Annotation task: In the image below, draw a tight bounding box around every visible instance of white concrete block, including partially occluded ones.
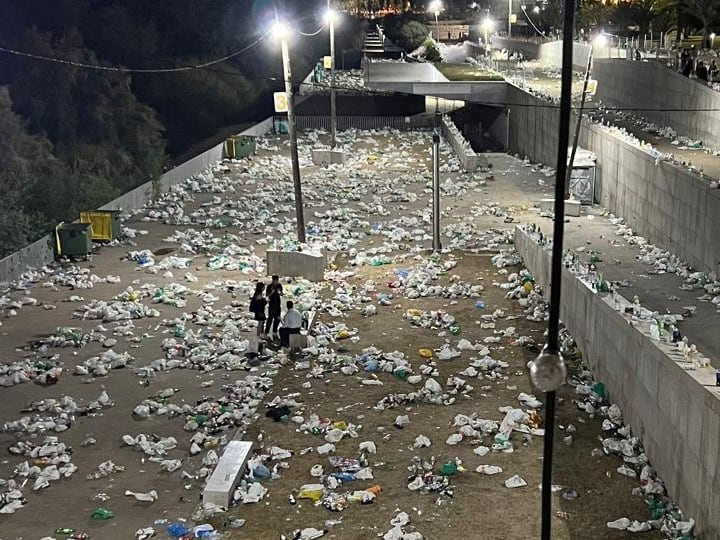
[538,198,581,217]
[267,250,327,282]
[203,440,253,507]
[312,149,347,166]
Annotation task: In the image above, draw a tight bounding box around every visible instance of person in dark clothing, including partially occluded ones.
[682,57,693,77]
[264,275,284,338]
[249,282,267,338]
[697,61,709,82]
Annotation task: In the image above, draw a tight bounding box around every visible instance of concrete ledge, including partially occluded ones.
[441,115,486,172]
[311,149,348,166]
[266,250,326,282]
[515,226,720,539]
[538,198,581,217]
[203,440,253,507]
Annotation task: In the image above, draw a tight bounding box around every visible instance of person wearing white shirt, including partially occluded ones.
[280,301,303,347]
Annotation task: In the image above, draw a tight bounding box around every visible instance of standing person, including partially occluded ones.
[279,301,303,348]
[264,275,284,339]
[698,61,709,82]
[250,282,267,338]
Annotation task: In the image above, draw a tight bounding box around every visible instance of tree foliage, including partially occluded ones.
[0,0,362,258]
[384,15,430,52]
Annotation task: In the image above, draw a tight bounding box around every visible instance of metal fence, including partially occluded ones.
[295,115,434,131]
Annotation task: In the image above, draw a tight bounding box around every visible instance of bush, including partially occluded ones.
[422,38,442,62]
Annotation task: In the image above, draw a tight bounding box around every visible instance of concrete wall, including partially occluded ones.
[0,118,274,284]
[0,236,55,284]
[441,115,485,172]
[506,84,720,275]
[515,227,720,539]
[538,41,629,69]
[578,121,720,275]
[490,37,541,59]
[506,84,563,166]
[594,59,720,150]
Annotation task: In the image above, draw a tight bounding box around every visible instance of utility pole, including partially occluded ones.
[432,133,442,253]
[508,0,512,37]
[566,35,603,198]
[327,5,338,149]
[278,25,306,243]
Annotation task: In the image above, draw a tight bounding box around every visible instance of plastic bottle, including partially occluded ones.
[297,484,324,501]
[90,508,114,520]
[166,522,190,537]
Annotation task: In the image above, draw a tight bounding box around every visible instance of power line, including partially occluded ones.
[297,24,327,37]
[0,32,271,73]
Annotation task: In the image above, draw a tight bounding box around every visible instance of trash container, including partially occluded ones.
[225,136,256,159]
[55,222,92,260]
[79,210,122,241]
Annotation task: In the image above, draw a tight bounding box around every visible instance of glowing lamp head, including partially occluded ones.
[272,21,291,41]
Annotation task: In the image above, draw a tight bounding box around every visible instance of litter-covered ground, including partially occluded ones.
[0,127,695,539]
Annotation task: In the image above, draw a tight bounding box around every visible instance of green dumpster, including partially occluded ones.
[54,222,92,260]
[225,136,256,159]
[80,210,122,241]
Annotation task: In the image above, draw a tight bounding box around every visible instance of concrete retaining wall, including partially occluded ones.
[0,118,274,284]
[507,84,720,275]
[594,59,720,150]
[515,227,720,539]
[441,115,485,171]
[538,41,630,69]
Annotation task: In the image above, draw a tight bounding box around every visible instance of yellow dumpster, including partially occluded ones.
[79,210,122,241]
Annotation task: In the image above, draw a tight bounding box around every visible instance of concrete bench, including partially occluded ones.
[202,440,253,507]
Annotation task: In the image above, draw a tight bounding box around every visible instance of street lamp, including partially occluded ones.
[429,0,442,42]
[481,17,495,48]
[711,32,716,50]
[566,32,604,199]
[533,5,541,14]
[325,7,339,149]
[272,20,306,244]
[508,0,513,37]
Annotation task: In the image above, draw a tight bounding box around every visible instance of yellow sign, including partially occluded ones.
[586,79,598,96]
[273,92,288,113]
[323,56,332,69]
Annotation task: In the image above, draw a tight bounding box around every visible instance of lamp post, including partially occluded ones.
[508,0,513,37]
[273,21,306,244]
[566,32,604,198]
[429,0,442,42]
[529,1,576,539]
[481,17,495,49]
[711,32,716,50]
[326,7,338,149]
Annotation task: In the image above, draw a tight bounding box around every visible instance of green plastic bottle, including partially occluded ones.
[90,508,114,520]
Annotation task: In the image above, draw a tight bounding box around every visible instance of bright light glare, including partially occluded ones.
[533,5,541,13]
[429,0,442,14]
[593,33,607,46]
[481,17,495,30]
[325,9,339,24]
[271,21,290,40]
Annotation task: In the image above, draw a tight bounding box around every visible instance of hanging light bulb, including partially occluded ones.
[530,348,566,392]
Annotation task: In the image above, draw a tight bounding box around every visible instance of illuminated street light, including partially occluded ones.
[429,0,442,41]
[272,20,306,243]
[533,5,541,13]
[325,7,339,149]
[711,32,716,49]
[480,17,495,47]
